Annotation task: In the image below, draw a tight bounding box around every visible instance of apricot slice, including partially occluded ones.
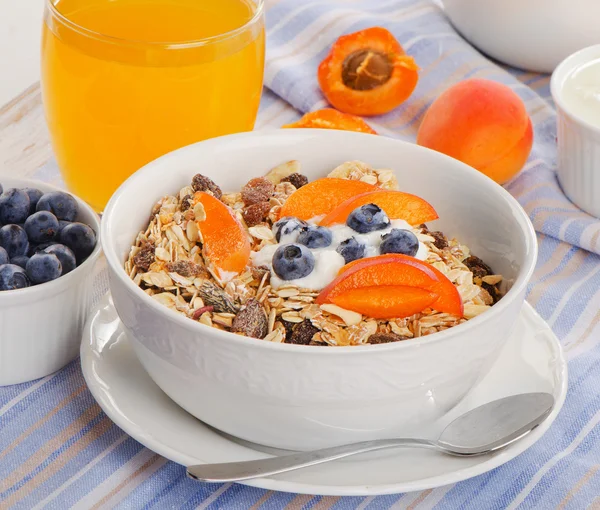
[193,192,250,279]
[318,27,419,116]
[283,108,377,134]
[319,190,438,227]
[279,178,378,220]
[318,254,463,316]
[332,285,438,319]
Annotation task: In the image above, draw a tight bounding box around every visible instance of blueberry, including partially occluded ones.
[347,203,390,233]
[23,188,44,215]
[0,188,30,224]
[0,264,30,290]
[28,242,57,257]
[57,220,71,234]
[44,244,76,274]
[0,247,8,265]
[0,224,29,258]
[26,253,62,284]
[336,237,366,264]
[10,255,29,269]
[59,222,96,262]
[273,217,308,242]
[297,225,332,248]
[272,243,315,280]
[380,229,419,257]
[36,191,78,221]
[24,211,59,243]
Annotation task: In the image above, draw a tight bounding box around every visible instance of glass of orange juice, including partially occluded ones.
[42,0,265,211]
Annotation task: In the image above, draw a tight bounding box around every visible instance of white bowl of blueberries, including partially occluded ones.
[0,178,100,386]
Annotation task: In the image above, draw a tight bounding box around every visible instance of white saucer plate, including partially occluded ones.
[81,293,567,496]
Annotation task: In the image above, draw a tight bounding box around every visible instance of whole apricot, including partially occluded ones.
[416,79,533,184]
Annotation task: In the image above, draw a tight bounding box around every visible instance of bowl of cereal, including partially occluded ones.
[101,129,537,450]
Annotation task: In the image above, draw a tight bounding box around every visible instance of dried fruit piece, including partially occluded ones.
[191,174,222,200]
[318,27,419,116]
[241,177,275,206]
[192,192,251,279]
[242,202,271,227]
[368,332,407,344]
[198,280,238,314]
[283,109,377,134]
[251,265,270,284]
[463,255,493,279]
[133,241,155,272]
[429,231,448,250]
[166,260,206,278]
[318,254,463,317]
[286,319,319,345]
[332,285,438,319]
[281,173,309,189]
[231,299,268,339]
[279,178,378,220]
[319,190,438,227]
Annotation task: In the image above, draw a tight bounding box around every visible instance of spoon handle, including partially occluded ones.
[186,438,438,483]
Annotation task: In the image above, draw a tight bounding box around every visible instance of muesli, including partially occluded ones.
[126,160,503,346]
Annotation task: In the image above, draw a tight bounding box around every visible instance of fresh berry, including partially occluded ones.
[57,220,71,234]
[272,243,315,280]
[36,191,78,221]
[297,225,332,248]
[336,237,366,264]
[28,242,57,257]
[0,188,30,224]
[23,188,44,215]
[44,244,77,275]
[273,217,308,242]
[24,211,59,243]
[380,229,419,257]
[26,253,62,284]
[10,255,29,269]
[0,264,30,290]
[0,224,29,258]
[59,222,96,262]
[0,247,8,265]
[346,203,390,233]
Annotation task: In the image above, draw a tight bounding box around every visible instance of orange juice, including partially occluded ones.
[42,0,265,211]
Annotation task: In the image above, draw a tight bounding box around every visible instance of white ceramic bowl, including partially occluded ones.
[101,129,537,451]
[441,0,600,73]
[0,178,101,386]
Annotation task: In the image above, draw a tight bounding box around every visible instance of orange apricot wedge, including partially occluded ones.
[331,285,438,319]
[318,254,463,317]
[283,108,377,134]
[193,191,250,279]
[279,178,378,220]
[319,190,438,227]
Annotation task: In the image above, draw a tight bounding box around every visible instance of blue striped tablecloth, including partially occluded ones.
[3,0,600,508]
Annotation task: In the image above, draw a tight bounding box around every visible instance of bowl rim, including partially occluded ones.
[0,177,102,303]
[551,43,600,136]
[102,129,538,354]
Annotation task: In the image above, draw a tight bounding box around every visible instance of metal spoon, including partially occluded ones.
[187,392,554,483]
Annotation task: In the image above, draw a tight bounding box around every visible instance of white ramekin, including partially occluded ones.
[0,178,101,386]
[102,129,537,451]
[551,44,600,219]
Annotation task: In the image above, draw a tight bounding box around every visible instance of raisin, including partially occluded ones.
[286,320,319,345]
[191,174,222,200]
[368,332,406,344]
[464,255,493,279]
[231,299,268,339]
[241,177,275,206]
[166,260,206,278]
[180,194,193,211]
[242,202,271,227]
[133,241,155,272]
[419,223,429,232]
[251,265,271,284]
[481,282,501,304]
[281,173,309,189]
[281,319,296,339]
[430,231,448,250]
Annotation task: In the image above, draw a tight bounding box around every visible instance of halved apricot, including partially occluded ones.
[193,192,250,279]
[283,108,377,134]
[279,178,378,220]
[319,190,438,227]
[332,285,438,319]
[318,27,419,116]
[318,254,463,316]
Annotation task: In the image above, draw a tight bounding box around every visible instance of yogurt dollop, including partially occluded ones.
[251,219,428,290]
